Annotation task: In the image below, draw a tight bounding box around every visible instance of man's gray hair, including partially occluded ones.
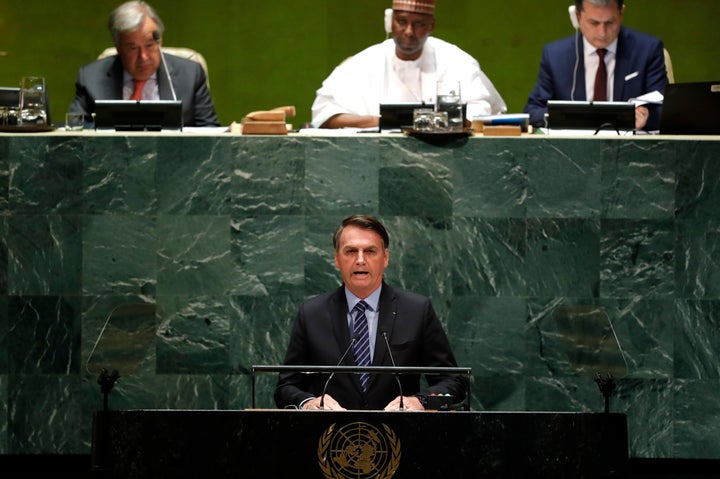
[108,1,165,44]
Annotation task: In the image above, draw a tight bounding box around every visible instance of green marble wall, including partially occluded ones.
[0,134,719,460]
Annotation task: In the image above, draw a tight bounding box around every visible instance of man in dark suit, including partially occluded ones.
[524,0,667,131]
[275,215,467,411]
[69,1,219,127]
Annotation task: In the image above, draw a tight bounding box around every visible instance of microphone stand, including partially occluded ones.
[320,336,357,409]
[382,331,404,411]
[152,30,178,102]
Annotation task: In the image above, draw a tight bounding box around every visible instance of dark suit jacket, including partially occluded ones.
[69,53,219,127]
[274,283,467,410]
[524,27,667,130]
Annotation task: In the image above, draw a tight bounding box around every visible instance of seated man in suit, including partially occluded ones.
[275,214,467,411]
[68,1,219,127]
[310,0,506,129]
[524,0,668,131]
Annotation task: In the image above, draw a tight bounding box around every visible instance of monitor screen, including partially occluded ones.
[379,102,468,132]
[379,102,432,131]
[547,100,635,132]
[94,100,182,131]
[660,81,720,135]
[0,87,20,107]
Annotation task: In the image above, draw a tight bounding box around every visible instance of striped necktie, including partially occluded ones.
[352,300,371,392]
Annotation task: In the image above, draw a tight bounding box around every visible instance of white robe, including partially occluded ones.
[311,37,507,127]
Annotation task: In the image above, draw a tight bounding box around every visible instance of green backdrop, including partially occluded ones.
[1,0,719,126]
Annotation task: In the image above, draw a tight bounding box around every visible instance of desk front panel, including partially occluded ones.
[0,134,718,460]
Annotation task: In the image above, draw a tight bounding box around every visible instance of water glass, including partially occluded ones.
[436,81,463,131]
[413,108,435,131]
[65,112,84,131]
[19,76,48,125]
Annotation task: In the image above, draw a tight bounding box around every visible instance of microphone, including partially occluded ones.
[152,30,177,101]
[381,330,404,411]
[319,334,358,409]
[567,5,580,101]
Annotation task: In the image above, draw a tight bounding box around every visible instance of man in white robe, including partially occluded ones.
[311,0,506,129]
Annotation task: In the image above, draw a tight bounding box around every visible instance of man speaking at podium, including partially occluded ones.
[275,215,467,411]
[68,1,219,127]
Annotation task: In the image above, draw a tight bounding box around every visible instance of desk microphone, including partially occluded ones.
[319,334,359,409]
[382,330,404,411]
[152,30,178,102]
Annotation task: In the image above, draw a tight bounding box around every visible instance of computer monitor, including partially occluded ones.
[0,87,20,107]
[547,100,635,132]
[379,103,428,131]
[1,86,52,125]
[94,100,182,131]
[379,102,469,132]
[659,81,720,135]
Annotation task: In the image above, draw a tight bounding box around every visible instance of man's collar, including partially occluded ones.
[345,285,382,312]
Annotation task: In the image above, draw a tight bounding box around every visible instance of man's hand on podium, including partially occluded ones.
[302,395,347,411]
[384,396,424,411]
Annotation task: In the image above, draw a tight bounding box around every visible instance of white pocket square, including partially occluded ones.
[625,71,639,81]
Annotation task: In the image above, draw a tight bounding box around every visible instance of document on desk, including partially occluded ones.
[629,90,663,106]
[297,127,381,135]
[539,128,637,137]
[184,127,229,134]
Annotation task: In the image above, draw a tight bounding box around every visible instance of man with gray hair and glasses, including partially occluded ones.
[69,1,219,127]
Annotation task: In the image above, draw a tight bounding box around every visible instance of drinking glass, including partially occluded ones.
[413,108,435,131]
[19,76,47,125]
[436,81,463,131]
[65,112,84,131]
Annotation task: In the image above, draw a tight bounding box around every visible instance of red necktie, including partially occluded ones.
[130,79,147,101]
[593,48,607,102]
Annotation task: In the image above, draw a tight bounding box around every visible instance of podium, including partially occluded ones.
[91,409,627,478]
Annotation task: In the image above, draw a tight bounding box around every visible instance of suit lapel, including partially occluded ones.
[157,57,173,101]
[373,284,397,367]
[330,287,352,363]
[613,29,631,100]
[107,57,125,99]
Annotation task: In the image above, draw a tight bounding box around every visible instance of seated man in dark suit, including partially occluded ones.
[275,214,467,411]
[69,1,219,127]
[524,0,668,131]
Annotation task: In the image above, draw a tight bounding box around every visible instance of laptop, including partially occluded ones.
[547,100,635,132]
[659,81,720,135]
[94,100,182,131]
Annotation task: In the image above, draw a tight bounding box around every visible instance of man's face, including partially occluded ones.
[391,10,435,61]
[334,225,389,299]
[577,0,624,49]
[116,16,161,81]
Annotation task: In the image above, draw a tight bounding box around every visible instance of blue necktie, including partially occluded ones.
[352,301,371,392]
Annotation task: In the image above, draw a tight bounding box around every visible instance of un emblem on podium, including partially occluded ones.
[318,422,401,479]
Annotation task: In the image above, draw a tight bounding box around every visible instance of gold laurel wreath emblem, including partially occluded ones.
[318,422,401,479]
